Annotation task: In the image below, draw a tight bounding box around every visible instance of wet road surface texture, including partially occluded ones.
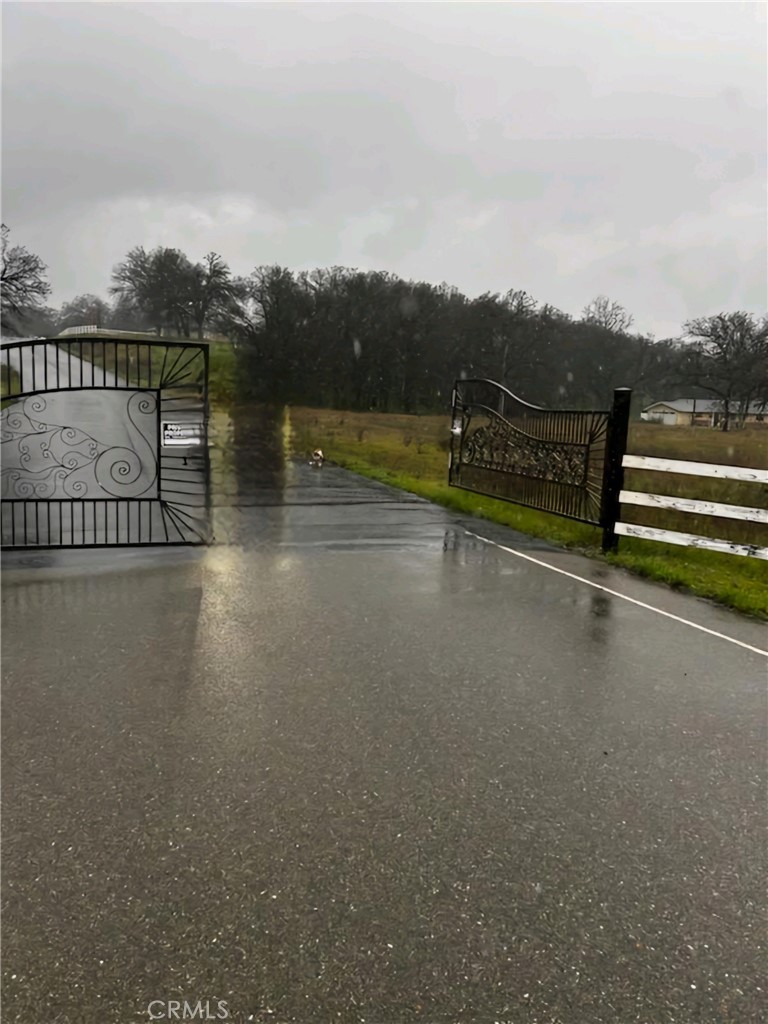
[2,408,767,1024]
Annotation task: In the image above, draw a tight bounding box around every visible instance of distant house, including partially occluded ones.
[641,398,767,427]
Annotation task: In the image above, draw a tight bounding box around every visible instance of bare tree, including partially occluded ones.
[1,224,51,334]
[679,312,768,430]
[581,295,634,334]
[57,293,111,332]
[108,292,152,332]
[110,246,194,336]
[188,252,234,339]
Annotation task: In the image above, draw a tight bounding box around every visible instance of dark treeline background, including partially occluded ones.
[2,228,766,420]
[226,266,678,413]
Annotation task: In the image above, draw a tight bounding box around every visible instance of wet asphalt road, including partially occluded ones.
[2,411,767,1024]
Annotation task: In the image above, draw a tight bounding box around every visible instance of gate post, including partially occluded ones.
[600,387,632,553]
[449,384,460,484]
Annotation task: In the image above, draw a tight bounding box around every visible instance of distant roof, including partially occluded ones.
[644,398,767,413]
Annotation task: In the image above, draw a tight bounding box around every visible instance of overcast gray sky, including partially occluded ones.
[2,1,766,338]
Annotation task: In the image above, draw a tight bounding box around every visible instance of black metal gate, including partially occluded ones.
[1,336,210,549]
[449,379,631,551]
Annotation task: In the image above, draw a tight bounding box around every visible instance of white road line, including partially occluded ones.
[464,530,768,658]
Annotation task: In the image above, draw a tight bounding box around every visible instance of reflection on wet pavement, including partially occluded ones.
[210,406,454,554]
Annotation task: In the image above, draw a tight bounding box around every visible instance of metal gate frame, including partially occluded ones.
[1,336,211,549]
[449,379,631,552]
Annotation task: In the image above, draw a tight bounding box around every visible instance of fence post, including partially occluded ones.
[600,387,632,553]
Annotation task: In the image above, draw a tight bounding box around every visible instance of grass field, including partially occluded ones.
[1,362,21,399]
[289,406,768,618]
[207,341,237,407]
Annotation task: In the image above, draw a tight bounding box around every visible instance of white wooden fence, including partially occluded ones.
[616,454,768,559]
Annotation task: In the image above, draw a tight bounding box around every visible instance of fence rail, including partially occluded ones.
[619,490,765,523]
[622,454,767,484]
[617,454,767,559]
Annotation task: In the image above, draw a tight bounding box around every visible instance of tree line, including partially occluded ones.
[2,224,766,424]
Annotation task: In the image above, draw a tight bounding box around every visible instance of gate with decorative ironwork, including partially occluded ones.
[1,336,210,549]
[449,379,631,551]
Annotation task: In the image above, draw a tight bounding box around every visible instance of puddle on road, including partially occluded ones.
[208,404,455,552]
[209,404,288,505]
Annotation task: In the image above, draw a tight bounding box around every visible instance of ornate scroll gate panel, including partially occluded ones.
[448,379,631,552]
[1,337,211,549]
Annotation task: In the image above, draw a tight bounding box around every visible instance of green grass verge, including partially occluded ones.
[1,362,21,403]
[208,341,237,409]
[290,407,768,619]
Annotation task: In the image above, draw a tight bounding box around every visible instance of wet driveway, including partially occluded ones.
[2,408,766,1024]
